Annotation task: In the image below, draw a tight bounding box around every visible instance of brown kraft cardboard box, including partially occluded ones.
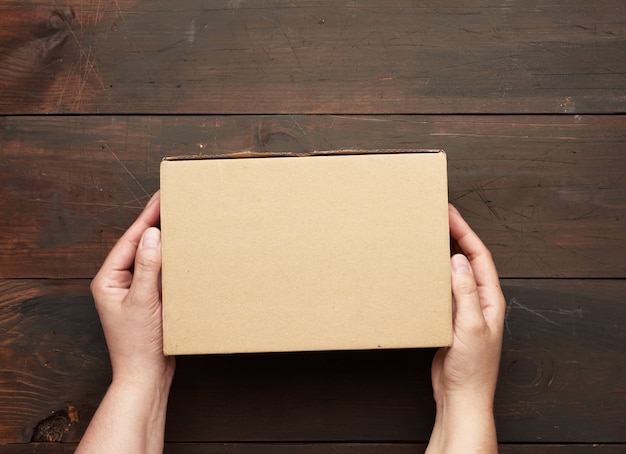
[160,150,452,355]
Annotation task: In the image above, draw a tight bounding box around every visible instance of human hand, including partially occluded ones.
[78,191,174,453]
[426,204,506,453]
[90,191,175,386]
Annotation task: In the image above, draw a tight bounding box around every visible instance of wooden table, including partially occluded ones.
[1,1,624,452]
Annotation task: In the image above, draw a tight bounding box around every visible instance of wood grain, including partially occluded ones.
[1,279,623,444]
[0,0,624,114]
[1,115,624,279]
[1,1,624,451]
[0,280,108,445]
[2,443,625,454]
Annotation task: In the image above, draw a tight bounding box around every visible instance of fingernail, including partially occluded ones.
[141,228,161,249]
[451,254,471,274]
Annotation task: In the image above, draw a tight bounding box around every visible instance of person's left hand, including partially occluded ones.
[90,191,175,385]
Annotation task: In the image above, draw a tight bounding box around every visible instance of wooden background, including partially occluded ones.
[1,0,624,452]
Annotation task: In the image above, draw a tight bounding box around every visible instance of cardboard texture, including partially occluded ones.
[161,150,451,355]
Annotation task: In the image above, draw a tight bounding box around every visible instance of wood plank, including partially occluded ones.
[1,0,625,114]
[2,443,625,454]
[496,280,626,443]
[0,280,109,445]
[1,115,625,279]
[1,279,623,444]
[164,444,626,454]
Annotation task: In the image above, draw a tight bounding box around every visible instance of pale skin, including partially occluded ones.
[426,204,505,454]
[76,192,174,454]
[77,192,505,454]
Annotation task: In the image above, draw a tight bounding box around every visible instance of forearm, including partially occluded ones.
[425,398,498,454]
[76,372,173,454]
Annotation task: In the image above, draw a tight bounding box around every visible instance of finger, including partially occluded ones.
[448,204,499,288]
[127,227,162,306]
[98,191,161,279]
[450,253,485,329]
[449,205,506,327]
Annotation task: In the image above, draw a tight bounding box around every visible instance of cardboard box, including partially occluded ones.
[161,150,451,355]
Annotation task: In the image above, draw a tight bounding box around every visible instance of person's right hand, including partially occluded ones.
[426,204,506,454]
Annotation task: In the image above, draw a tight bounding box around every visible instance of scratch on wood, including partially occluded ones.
[290,116,308,136]
[104,144,150,201]
[506,297,562,336]
[112,0,129,26]
[52,1,107,110]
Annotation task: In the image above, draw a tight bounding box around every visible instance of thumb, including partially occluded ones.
[451,253,485,329]
[128,227,162,304]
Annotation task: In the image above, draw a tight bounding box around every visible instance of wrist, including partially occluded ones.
[427,396,497,454]
[435,389,495,415]
[113,371,174,395]
[111,359,175,397]
[78,364,174,454]
[111,354,175,385]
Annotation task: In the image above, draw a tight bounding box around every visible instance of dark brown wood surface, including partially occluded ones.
[1,0,625,114]
[2,115,625,279]
[3,444,626,454]
[0,0,624,452]
[1,279,623,446]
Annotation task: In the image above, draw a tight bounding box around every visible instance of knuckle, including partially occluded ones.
[454,275,478,296]
[467,317,488,335]
[482,248,494,262]
[89,276,101,299]
[135,249,160,270]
